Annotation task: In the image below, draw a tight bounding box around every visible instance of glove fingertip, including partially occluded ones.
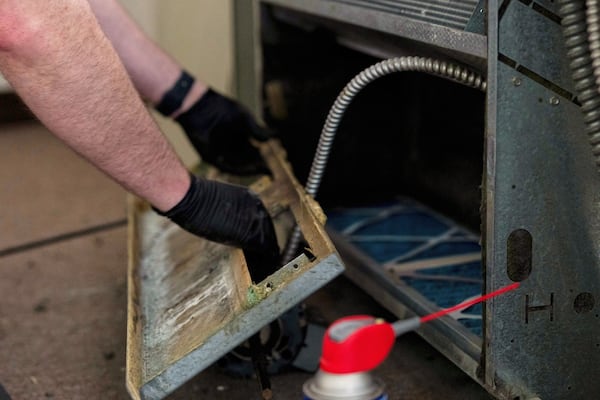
[248,119,275,142]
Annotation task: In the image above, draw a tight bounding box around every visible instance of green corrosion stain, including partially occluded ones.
[246,285,268,308]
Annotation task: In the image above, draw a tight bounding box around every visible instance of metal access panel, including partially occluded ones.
[485,1,600,398]
[125,141,344,400]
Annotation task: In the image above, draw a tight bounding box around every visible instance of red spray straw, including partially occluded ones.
[320,282,521,374]
[420,282,521,323]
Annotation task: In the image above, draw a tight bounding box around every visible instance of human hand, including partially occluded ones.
[158,175,280,282]
[176,89,273,176]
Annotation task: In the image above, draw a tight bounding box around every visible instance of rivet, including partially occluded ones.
[549,96,560,105]
[512,77,522,86]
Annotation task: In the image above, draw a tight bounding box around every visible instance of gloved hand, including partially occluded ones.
[176,89,273,176]
[158,174,280,282]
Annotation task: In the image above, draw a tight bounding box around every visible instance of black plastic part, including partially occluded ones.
[218,305,308,378]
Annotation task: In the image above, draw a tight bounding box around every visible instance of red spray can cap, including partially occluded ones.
[320,315,395,374]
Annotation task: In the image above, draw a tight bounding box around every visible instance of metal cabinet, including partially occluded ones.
[233,1,600,398]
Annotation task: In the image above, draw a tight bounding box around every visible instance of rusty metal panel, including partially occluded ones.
[126,141,344,400]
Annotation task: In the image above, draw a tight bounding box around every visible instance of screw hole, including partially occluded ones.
[293,264,299,269]
[507,229,533,282]
[266,282,273,290]
[573,292,595,313]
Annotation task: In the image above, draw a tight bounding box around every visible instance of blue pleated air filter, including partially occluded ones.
[326,198,483,336]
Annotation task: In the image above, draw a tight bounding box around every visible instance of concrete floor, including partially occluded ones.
[0,121,493,399]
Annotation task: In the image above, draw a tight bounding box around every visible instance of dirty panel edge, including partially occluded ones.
[140,254,344,400]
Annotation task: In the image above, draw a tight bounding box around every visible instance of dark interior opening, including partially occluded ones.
[260,6,485,232]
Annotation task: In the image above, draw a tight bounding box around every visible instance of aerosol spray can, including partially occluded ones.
[302,283,522,399]
[303,369,387,400]
[302,315,421,400]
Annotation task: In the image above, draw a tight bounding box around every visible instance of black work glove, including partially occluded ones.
[176,89,272,176]
[158,175,280,282]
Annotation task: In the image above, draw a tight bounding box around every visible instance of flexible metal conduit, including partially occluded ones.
[587,0,600,86]
[559,0,600,169]
[283,56,487,262]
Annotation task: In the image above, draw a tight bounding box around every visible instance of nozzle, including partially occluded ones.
[390,317,421,337]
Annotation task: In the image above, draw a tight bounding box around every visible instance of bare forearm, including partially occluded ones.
[0,0,189,211]
[86,0,207,110]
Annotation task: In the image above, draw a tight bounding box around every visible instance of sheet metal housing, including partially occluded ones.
[234,0,600,398]
[485,1,600,398]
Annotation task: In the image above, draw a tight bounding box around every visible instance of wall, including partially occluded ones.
[0,1,234,165]
[120,0,235,167]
